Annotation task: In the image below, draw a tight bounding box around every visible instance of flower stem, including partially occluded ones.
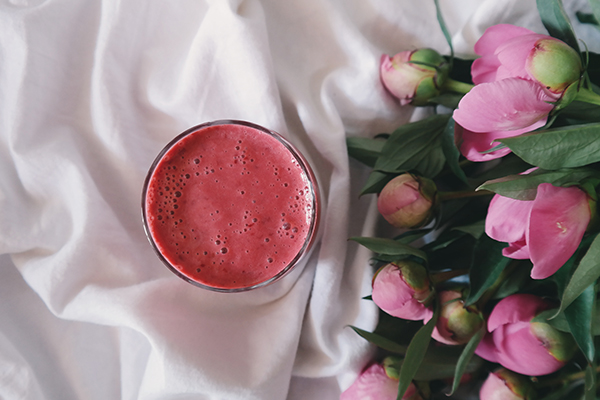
[431,269,469,284]
[536,365,600,387]
[441,78,474,95]
[475,260,520,309]
[438,189,493,202]
[575,88,600,106]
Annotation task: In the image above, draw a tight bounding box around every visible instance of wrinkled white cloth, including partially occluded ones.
[1,0,597,399]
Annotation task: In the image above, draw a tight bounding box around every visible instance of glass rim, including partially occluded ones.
[141,119,320,293]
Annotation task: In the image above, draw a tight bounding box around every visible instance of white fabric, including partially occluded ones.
[1,0,597,399]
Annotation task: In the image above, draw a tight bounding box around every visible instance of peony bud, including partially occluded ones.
[427,289,485,345]
[480,368,536,400]
[526,38,582,95]
[341,363,423,400]
[475,294,577,376]
[377,173,437,229]
[372,261,433,321]
[380,48,449,106]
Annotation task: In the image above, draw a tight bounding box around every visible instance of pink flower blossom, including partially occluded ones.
[453,24,582,161]
[380,48,449,106]
[486,183,591,279]
[475,294,577,376]
[372,261,433,321]
[377,173,437,229]
[479,368,536,400]
[341,363,421,400]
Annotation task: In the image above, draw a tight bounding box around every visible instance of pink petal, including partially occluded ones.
[377,178,420,216]
[487,294,552,332]
[493,322,565,376]
[475,332,500,363]
[479,371,524,400]
[453,78,555,133]
[485,194,533,244]
[372,264,433,321]
[472,24,535,84]
[454,119,546,162]
[380,52,428,104]
[471,56,502,84]
[474,24,536,57]
[495,34,548,81]
[501,238,530,260]
[341,363,399,400]
[528,184,591,279]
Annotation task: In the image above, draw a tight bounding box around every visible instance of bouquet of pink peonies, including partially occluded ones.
[345,1,600,399]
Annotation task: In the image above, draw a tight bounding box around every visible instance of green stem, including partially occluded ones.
[475,260,520,309]
[536,365,600,387]
[431,269,469,284]
[441,78,474,95]
[438,189,493,202]
[575,88,600,106]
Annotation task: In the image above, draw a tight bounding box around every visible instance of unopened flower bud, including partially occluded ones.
[380,48,449,106]
[529,321,577,365]
[377,173,437,229]
[480,368,536,400]
[428,289,484,345]
[527,38,582,95]
[372,261,433,321]
[475,294,577,376]
[341,362,423,400]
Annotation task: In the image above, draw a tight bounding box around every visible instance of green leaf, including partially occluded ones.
[346,137,386,167]
[440,116,469,185]
[554,233,600,317]
[536,0,580,51]
[587,0,600,30]
[374,114,450,178]
[396,306,438,400]
[449,327,485,395]
[452,220,485,239]
[477,167,599,200]
[492,264,531,300]
[360,170,396,195]
[576,11,600,26]
[414,346,483,380]
[533,309,571,332]
[499,124,600,169]
[350,237,428,261]
[421,229,466,253]
[558,101,600,123]
[394,229,430,244]
[349,326,408,354]
[565,284,595,362]
[465,234,512,306]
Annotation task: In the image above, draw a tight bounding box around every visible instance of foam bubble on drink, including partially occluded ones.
[144,123,316,289]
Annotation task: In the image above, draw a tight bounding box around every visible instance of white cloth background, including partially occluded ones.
[1,0,598,399]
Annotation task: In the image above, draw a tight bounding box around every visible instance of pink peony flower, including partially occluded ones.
[479,368,536,400]
[424,289,484,345]
[486,183,591,279]
[453,24,582,161]
[475,294,577,376]
[377,173,437,229]
[372,261,433,321]
[380,48,450,106]
[341,363,422,400]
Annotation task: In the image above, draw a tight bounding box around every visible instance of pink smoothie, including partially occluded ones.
[143,121,318,291]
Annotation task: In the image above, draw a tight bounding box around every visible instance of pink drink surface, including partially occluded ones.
[145,123,315,289]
